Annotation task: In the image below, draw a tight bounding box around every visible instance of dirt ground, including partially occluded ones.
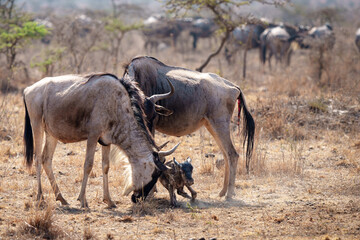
[0,27,360,239]
[0,77,359,240]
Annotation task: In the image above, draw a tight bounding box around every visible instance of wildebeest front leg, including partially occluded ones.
[42,134,68,205]
[102,145,116,208]
[177,187,191,199]
[77,136,97,208]
[185,185,197,201]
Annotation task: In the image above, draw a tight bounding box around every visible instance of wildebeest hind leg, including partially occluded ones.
[42,134,68,205]
[33,122,44,203]
[101,145,116,208]
[205,118,239,199]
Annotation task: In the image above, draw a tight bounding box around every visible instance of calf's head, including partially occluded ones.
[174,157,194,186]
[131,143,180,203]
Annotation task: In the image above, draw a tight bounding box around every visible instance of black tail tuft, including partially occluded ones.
[239,92,255,174]
[23,98,34,168]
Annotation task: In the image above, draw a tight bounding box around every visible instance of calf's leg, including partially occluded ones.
[186,185,197,201]
[177,187,191,199]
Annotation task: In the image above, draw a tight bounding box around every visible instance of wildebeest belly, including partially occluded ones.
[156,117,206,136]
[155,99,207,136]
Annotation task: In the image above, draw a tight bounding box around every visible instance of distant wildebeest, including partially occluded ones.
[189,18,217,49]
[23,73,179,208]
[142,15,186,52]
[260,24,308,68]
[159,157,197,207]
[260,25,292,68]
[123,56,255,200]
[307,23,335,50]
[355,28,360,52]
[225,23,273,61]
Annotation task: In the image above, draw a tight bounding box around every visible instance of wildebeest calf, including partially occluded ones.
[159,157,197,207]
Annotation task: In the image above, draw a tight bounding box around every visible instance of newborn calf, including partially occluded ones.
[159,157,197,207]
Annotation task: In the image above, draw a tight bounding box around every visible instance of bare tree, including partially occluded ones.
[52,14,103,74]
[165,0,289,72]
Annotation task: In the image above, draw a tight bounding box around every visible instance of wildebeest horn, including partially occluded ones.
[158,142,180,158]
[148,78,174,103]
[158,141,170,150]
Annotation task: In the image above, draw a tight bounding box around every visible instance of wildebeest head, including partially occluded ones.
[174,157,194,186]
[143,78,174,134]
[131,143,180,203]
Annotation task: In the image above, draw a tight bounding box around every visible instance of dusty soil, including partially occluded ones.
[0,23,360,239]
[0,82,359,239]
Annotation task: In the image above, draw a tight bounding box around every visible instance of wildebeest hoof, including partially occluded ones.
[56,194,69,205]
[103,199,117,209]
[191,192,197,200]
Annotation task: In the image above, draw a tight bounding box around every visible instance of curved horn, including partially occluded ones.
[158,141,170,150]
[158,142,180,158]
[148,78,174,103]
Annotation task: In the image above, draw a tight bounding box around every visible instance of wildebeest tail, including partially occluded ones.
[23,98,34,168]
[238,91,255,174]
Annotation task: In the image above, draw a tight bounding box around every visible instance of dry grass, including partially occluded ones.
[16,202,65,239]
[0,11,359,239]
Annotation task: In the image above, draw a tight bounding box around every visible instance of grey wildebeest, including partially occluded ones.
[159,157,197,207]
[225,23,270,63]
[123,56,255,200]
[307,23,335,50]
[260,25,293,68]
[355,28,360,52]
[259,23,309,68]
[189,18,217,50]
[23,73,179,208]
[142,15,186,52]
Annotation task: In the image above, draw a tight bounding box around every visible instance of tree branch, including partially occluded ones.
[196,30,230,72]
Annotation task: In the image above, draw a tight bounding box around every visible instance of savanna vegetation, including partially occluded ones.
[0,0,359,239]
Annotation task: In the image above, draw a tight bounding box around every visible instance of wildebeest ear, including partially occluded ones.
[155,105,173,116]
[173,158,181,167]
[186,157,192,163]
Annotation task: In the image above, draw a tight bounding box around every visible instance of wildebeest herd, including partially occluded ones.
[24,15,360,209]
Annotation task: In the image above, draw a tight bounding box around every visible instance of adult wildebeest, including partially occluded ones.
[307,23,335,50]
[23,73,179,208]
[260,25,293,68]
[142,15,186,52]
[355,28,360,52]
[123,56,255,200]
[259,23,309,68]
[189,18,217,49]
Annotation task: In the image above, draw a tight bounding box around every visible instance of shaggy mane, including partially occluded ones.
[118,76,158,150]
[83,72,158,150]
